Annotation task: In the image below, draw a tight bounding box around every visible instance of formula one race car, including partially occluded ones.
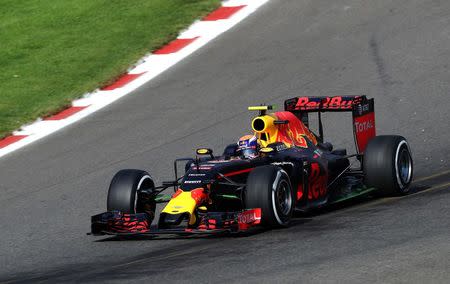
[90,95,413,237]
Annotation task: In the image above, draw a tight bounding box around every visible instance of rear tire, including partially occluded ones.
[107,169,155,214]
[363,135,413,196]
[245,165,294,227]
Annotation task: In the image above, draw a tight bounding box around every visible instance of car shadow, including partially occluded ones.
[94,181,435,242]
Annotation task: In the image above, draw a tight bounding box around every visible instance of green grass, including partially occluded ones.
[0,0,220,138]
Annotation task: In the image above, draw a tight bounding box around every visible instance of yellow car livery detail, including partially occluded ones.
[162,190,198,225]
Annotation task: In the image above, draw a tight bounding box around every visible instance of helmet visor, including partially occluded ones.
[240,148,257,158]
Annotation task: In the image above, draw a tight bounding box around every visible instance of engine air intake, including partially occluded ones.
[252,118,266,132]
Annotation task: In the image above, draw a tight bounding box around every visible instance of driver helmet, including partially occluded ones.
[237,135,259,159]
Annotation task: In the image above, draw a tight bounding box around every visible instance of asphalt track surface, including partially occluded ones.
[1,0,450,282]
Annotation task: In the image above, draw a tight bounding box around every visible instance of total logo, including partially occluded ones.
[237,209,261,224]
[355,120,374,133]
[238,212,257,224]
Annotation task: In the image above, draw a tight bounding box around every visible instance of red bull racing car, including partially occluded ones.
[90,95,413,237]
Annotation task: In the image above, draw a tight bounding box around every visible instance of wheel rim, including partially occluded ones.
[276,180,292,216]
[397,147,412,185]
[134,175,152,214]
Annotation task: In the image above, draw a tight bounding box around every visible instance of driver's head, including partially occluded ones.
[237,135,258,159]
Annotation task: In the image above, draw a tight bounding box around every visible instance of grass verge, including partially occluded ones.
[0,0,220,138]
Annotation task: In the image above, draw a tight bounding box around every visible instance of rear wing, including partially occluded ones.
[284,96,376,153]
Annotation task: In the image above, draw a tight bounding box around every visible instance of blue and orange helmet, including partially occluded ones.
[237,135,259,159]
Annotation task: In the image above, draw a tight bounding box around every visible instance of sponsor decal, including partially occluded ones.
[184,180,202,184]
[292,96,361,111]
[308,162,327,200]
[238,212,256,224]
[206,160,229,164]
[188,173,206,177]
[354,120,374,133]
[355,102,370,116]
[197,166,213,170]
[353,112,376,152]
[237,208,261,230]
[271,162,294,166]
[275,143,288,152]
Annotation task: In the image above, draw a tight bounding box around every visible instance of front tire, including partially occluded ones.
[363,135,413,196]
[107,169,155,214]
[245,165,294,227]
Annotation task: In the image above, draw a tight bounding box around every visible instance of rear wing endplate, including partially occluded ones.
[284,96,376,153]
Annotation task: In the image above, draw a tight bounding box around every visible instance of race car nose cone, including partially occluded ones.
[163,212,187,224]
[158,212,190,228]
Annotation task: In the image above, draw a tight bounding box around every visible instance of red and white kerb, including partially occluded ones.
[0,0,269,159]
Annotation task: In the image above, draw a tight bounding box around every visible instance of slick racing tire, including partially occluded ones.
[363,135,413,196]
[107,169,155,214]
[245,165,294,227]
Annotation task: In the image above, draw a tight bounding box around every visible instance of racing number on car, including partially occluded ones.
[308,162,327,200]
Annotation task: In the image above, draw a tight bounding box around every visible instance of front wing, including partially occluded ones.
[89,208,262,237]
